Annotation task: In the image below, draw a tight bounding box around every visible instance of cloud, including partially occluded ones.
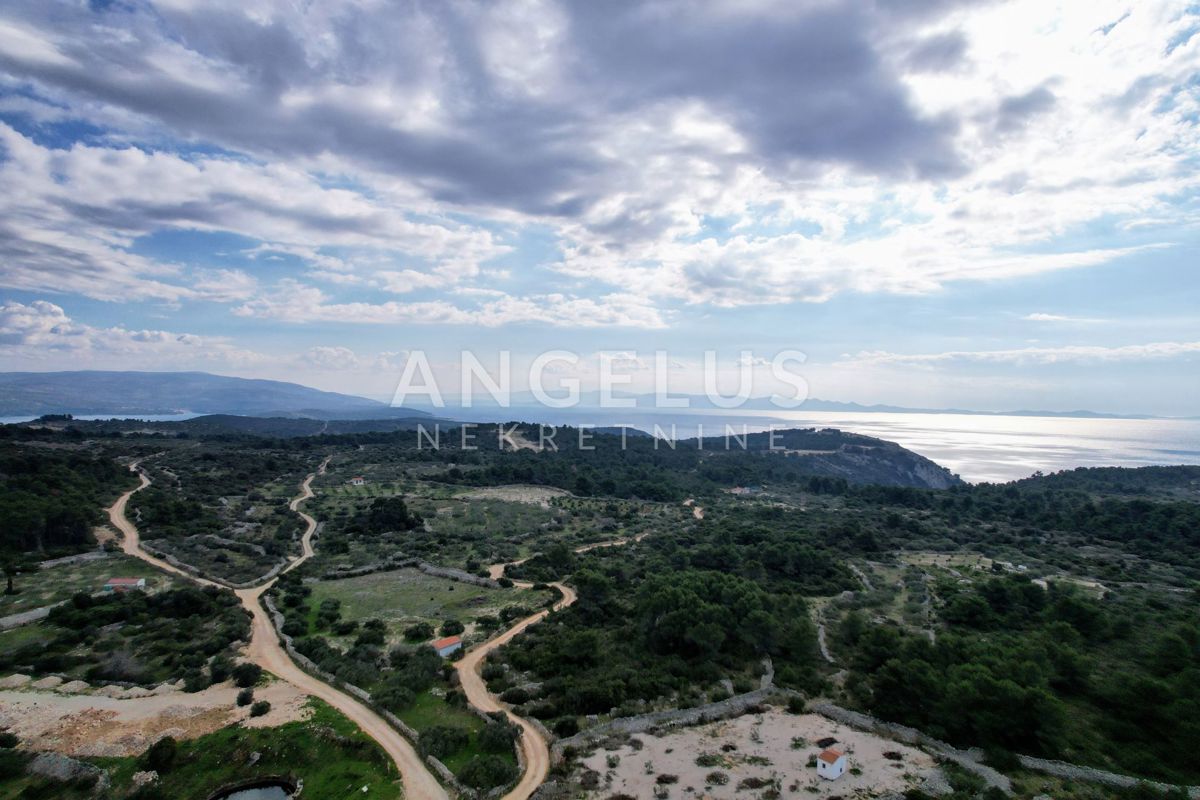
[234,280,668,328]
[1023,312,1107,323]
[0,0,1195,322]
[0,124,509,303]
[0,299,265,365]
[845,340,1200,366]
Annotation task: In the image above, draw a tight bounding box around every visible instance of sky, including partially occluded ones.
[0,0,1198,415]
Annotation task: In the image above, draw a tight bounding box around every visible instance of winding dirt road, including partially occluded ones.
[108,460,448,800]
[458,524,673,800]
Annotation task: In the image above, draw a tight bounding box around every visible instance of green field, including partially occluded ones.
[0,554,173,617]
[396,691,517,776]
[307,568,553,637]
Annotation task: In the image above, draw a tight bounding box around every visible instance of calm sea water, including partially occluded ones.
[747,411,1200,483]
[464,407,1200,484]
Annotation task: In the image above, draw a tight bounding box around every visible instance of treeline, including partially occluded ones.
[489,511,844,733]
[839,574,1200,783]
[0,443,136,553]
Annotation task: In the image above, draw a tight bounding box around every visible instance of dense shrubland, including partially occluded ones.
[0,586,249,688]
[0,442,136,555]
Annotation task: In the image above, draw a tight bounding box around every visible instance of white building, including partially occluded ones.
[432,635,463,658]
[104,577,146,593]
[349,476,365,486]
[816,748,846,780]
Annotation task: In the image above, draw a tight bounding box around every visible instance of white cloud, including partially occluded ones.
[0,299,265,366]
[1023,312,1107,324]
[0,124,509,304]
[844,341,1200,366]
[0,0,1195,326]
[234,280,667,328]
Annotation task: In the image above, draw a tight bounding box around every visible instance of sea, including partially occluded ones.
[450,406,1200,484]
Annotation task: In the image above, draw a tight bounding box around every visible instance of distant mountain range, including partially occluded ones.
[0,371,428,419]
[0,370,1177,421]
[406,390,1164,420]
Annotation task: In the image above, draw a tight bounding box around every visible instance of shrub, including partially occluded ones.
[552,716,579,737]
[209,655,233,683]
[281,618,307,637]
[143,736,177,773]
[404,622,434,642]
[236,688,254,707]
[499,687,529,704]
[458,754,519,790]
[440,619,465,636]
[183,670,211,693]
[418,725,469,760]
[249,701,271,717]
[0,732,18,748]
[706,771,729,785]
[232,662,262,688]
[478,720,519,753]
[375,682,415,714]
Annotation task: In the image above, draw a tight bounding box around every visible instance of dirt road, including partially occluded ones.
[455,581,576,800]
[109,459,448,800]
[460,530,652,800]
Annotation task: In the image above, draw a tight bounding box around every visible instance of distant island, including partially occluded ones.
[0,370,1174,421]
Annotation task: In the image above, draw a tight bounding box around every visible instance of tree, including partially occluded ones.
[441,619,465,636]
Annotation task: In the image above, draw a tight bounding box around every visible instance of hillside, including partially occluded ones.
[0,371,426,418]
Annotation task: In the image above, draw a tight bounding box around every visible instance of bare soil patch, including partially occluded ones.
[578,710,941,799]
[0,680,310,757]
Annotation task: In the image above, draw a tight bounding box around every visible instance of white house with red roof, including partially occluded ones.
[816,748,846,780]
[432,635,463,658]
[104,577,146,593]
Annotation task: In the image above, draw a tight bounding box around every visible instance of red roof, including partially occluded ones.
[432,636,462,650]
[817,748,844,764]
[106,577,143,585]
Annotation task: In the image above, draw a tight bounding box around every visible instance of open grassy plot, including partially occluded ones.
[307,568,554,639]
[0,554,174,617]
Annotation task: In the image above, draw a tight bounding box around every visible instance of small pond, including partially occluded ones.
[211,783,292,800]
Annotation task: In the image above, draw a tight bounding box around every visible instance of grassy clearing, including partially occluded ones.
[0,554,173,617]
[307,568,553,637]
[396,691,517,777]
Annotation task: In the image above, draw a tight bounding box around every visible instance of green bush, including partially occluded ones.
[250,701,271,717]
[232,662,262,688]
[404,622,434,642]
[417,725,468,760]
[143,736,178,773]
[478,719,519,753]
[236,688,254,707]
[458,754,519,790]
